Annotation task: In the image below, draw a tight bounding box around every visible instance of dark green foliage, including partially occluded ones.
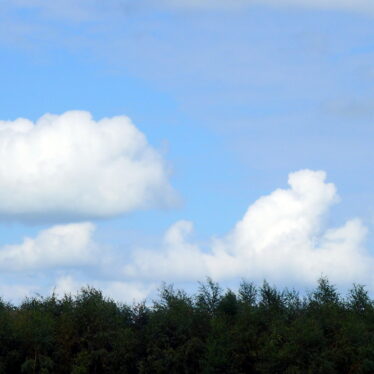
[0,278,374,373]
[238,280,257,306]
[196,278,222,316]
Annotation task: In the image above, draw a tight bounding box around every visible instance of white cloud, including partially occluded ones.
[0,111,175,221]
[0,220,156,302]
[0,275,154,304]
[0,222,97,271]
[0,283,38,303]
[124,220,209,281]
[125,170,374,287]
[53,275,153,303]
[0,169,372,301]
[0,221,155,302]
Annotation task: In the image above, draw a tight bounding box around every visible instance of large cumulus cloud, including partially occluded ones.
[125,170,373,287]
[0,111,176,221]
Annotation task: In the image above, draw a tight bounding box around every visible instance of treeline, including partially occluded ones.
[0,278,374,373]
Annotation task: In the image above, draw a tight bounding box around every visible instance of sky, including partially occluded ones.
[1,0,374,302]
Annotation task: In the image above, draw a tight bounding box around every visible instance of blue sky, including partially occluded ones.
[1,0,374,301]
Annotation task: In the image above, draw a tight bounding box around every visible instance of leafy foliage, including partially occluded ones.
[0,278,373,373]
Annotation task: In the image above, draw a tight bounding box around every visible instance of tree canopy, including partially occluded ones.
[0,278,373,373]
